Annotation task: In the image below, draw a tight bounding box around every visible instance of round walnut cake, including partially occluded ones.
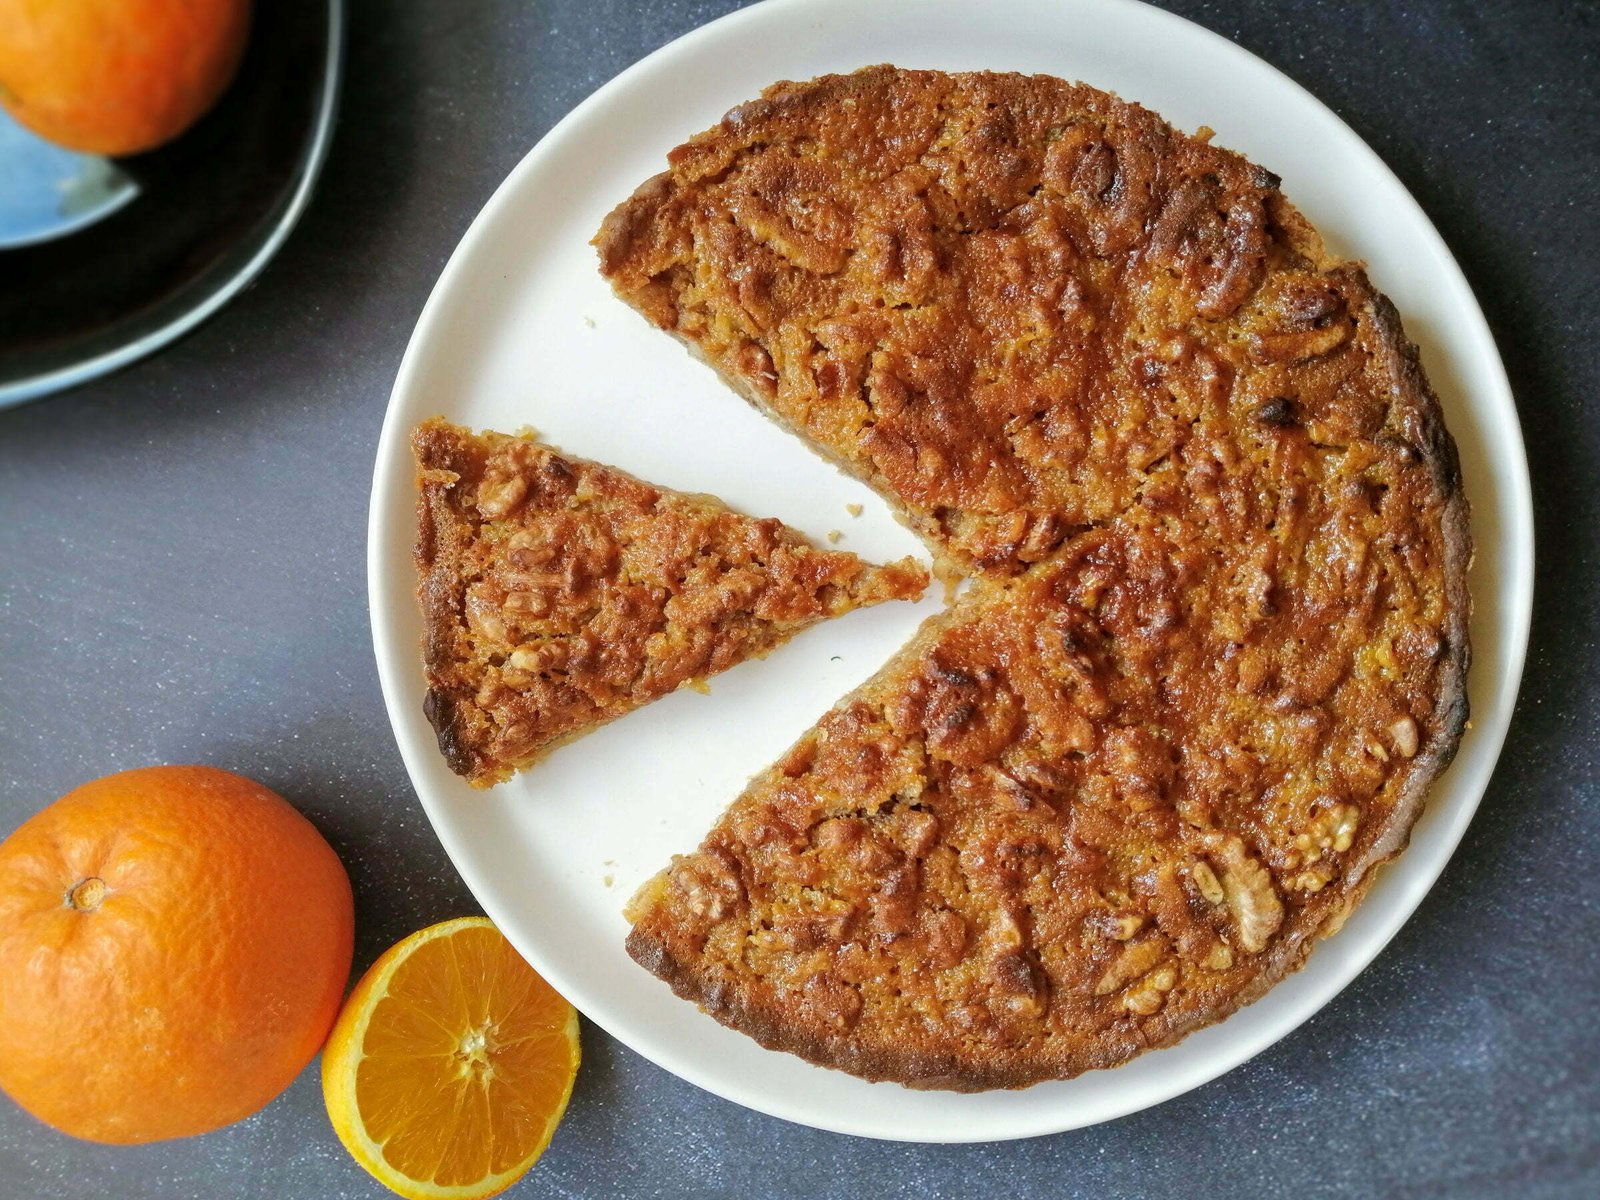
[594,66,1470,1090]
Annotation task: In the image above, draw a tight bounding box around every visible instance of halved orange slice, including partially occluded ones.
[321,917,580,1199]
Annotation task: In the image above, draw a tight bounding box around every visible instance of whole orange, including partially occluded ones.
[0,765,354,1144]
[0,0,253,156]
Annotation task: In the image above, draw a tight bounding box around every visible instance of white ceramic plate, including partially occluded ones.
[369,0,1532,1143]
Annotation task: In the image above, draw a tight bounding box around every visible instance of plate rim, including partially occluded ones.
[0,0,347,412]
[367,0,1534,1143]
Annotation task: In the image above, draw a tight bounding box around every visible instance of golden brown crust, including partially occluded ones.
[413,418,928,787]
[602,67,1471,1089]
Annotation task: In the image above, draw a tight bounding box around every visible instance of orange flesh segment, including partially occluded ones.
[355,924,578,1187]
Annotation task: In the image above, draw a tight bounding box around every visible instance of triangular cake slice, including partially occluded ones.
[413,418,928,787]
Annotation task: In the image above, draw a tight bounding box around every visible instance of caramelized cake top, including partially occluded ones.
[601,67,1469,1088]
[598,66,1457,577]
[627,427,1465,1088]
[414,418,927,787]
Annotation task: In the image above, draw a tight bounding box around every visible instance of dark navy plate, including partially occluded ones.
[0,0,343,408]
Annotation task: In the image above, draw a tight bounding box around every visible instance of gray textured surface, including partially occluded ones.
[1,1,1596,1196]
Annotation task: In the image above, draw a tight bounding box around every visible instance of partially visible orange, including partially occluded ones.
[0,765,354,1144]
[322,918,580,1200]
[0,0,253,155]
